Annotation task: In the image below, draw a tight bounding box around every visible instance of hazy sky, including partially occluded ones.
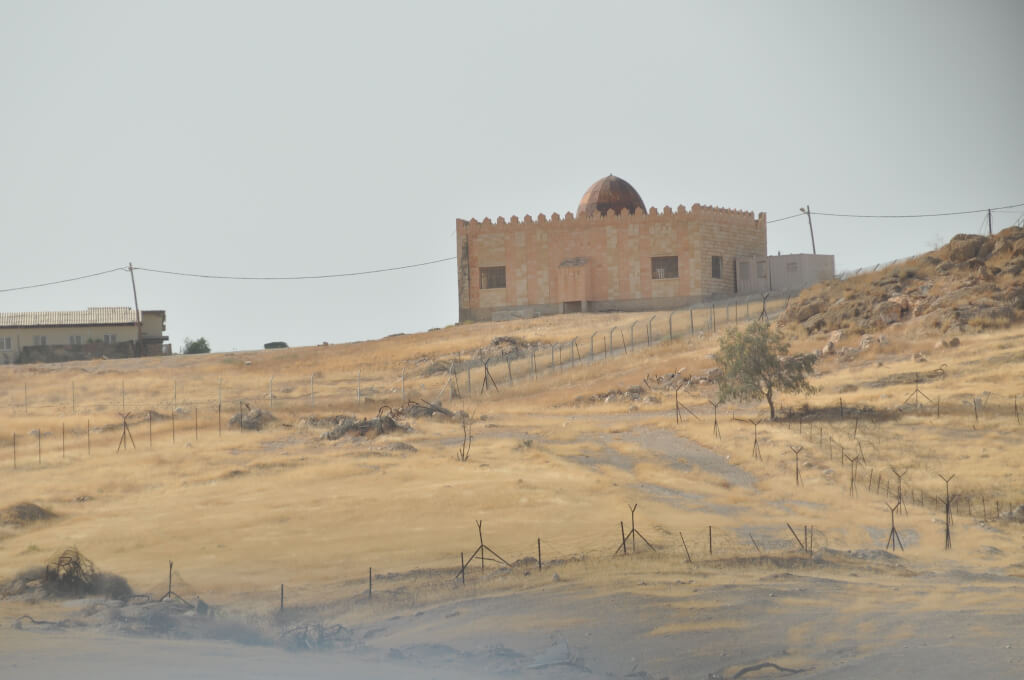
[2,1,1022,351]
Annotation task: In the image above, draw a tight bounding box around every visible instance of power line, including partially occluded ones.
[767,212,804,224]
[812,201,1024,219]
[2,198,1021,293]
[133,256,456,281]
[0,267,126,294]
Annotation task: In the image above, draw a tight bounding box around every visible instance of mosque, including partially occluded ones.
[455,175,830,322]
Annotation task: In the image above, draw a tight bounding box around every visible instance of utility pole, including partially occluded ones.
[128,262,142,357]
[988,208,993,236]
[800,206,817,254]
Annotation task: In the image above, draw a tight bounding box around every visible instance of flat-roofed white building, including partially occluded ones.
[0,307,168,364]
[735,253,835,294]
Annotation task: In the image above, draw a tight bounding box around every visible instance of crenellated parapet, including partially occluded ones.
[457,202,765,231]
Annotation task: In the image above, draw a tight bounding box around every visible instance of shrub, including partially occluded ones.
[181,337,211,354]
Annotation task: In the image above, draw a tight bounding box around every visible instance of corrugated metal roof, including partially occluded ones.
[0,307,139,328]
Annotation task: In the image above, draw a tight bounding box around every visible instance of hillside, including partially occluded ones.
[1,256,1023,679]
[782,227,1024,338]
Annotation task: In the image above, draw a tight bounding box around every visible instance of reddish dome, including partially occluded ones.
[577,175,646,217]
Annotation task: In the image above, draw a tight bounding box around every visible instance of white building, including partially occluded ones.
[735,253,835,294]
[0,307,168,364]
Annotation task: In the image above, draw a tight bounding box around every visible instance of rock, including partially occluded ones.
[991,240,1015,259]
[874,300,904,325]
[934,339,948,349]
[913,352,927,362]
[888,294,912,311]
[829,330,843,344]
[551,572,561,582]
[948,336,960,347]
[859,334,875,349]
[228,408,275,431]
[822,340,836,356]
[947,234,986,263]
[791,296,828,322]
[802,312,826,334]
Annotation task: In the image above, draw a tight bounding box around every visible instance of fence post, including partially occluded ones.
[537,538,542,571]
[280,584,284,611]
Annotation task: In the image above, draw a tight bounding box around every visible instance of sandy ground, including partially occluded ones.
[3,318,1024,679]
[3,419,1023,679]
[3,559,1023,679]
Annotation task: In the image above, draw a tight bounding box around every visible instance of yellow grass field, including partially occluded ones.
[2,303,1023,679]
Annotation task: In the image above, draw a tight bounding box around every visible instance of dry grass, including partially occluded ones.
[0,302,1022,619]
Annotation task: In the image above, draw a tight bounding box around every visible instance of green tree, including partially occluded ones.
[181,337,211,354]
[714,322,816,420]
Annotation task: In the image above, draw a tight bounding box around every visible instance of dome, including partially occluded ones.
[576,175,646,217]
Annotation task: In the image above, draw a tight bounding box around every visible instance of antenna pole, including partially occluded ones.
[804,205,817,254]
[129,263,142,357]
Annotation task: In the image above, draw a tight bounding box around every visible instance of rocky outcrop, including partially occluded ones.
[781,228,1024,336]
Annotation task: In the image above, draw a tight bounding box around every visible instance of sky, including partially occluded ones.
[1,1,1022,351]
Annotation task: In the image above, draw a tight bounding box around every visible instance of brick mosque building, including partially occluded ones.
[456,175,776,322]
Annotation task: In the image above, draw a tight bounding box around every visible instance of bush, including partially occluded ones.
[181,337,211,354]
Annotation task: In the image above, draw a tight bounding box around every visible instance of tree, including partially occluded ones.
[181,337,211,354]
[714,322,816,420]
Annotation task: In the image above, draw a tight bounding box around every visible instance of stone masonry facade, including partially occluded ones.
[456,200,768,322]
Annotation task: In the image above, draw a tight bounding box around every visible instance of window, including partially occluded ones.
[786,262,799,273]
[651,256,679,280]
[479,266,506,289]
[0,337,11,351]
[737,261,750,281]
[32,335,47,346]
[70,335,83,345]
[711,256,722,279]
[756,261,767,278]
[104,334,117,344]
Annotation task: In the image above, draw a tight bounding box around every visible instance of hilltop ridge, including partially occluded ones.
[781,226,1024,337]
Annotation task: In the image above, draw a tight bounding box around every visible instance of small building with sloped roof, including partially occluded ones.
[0,307,168,363]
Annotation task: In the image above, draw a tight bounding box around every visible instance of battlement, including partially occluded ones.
[457,203,765,229]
